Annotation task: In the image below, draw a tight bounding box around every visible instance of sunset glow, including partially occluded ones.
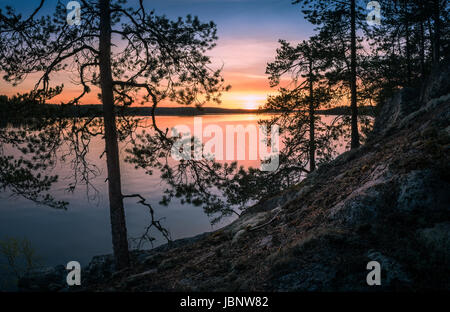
[0,0,312,109]
[241,95,267,110]
[0,0,446,296]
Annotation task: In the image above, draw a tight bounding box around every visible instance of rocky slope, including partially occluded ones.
[20,61,450,292]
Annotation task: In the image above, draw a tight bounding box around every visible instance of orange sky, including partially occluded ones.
[0,0,312,110]
[0,40,289,110]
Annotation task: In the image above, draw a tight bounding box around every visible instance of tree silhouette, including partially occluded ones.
[0,93,68,210]
[0,0,227,269]
[292,0,372,149]
[266,37,339,172]
[125,38,345,225]
[357,0,449,108]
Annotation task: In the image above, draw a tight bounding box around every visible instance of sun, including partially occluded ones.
[241,95,265,110]
[244,100,258,110]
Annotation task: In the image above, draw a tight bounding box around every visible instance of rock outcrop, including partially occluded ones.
[19,61,450,292]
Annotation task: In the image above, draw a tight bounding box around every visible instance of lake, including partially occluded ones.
[0,113,353,287]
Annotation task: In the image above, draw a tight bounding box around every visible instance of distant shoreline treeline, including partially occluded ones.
[0,101,376,120]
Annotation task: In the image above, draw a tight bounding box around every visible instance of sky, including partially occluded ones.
[0,0,316,109]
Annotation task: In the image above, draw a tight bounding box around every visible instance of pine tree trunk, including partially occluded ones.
[98,0,130,270]
[403,1,411,85]
[350,0,359,149]
[428,18,434,62]
[432,0,441,64]
[420,20,426,77]
[309,59,315,172]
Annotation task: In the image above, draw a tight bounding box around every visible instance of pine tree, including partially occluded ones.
[0,0,226,269]
[293,0,368,149]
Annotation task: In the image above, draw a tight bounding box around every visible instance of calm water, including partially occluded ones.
[0,114,350,286]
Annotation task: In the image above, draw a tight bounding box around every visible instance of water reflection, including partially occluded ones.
[0,114,358,272]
